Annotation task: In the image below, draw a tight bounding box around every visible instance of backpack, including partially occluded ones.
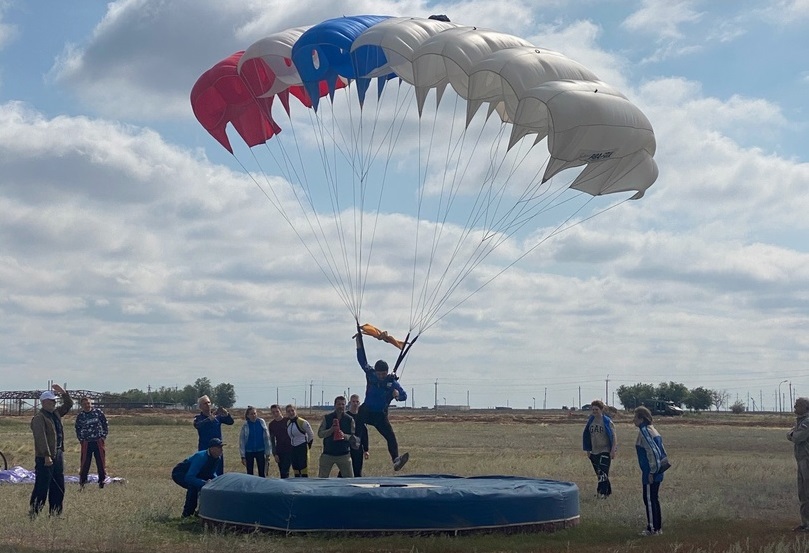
[171,458,191,488]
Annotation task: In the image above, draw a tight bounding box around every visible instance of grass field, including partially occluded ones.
[1,409,808,553]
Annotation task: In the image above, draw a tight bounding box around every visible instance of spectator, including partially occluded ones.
[192,395,233,472]
[285,404,314,477]
[29,384,73,518]
[634,405,668,536]
[172,438,226,518]
[788,397,809,532]
[582,399,617,498]
[239,406,271,477]
[317,396,356,478]
[268,404,292,478]
[74,396,109,489]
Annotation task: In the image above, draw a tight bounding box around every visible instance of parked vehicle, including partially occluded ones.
[641,399,683,416]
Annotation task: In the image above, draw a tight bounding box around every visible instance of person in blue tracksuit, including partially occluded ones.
[173,438,225,518]
[355,325,409,471]
[634,405,668,536]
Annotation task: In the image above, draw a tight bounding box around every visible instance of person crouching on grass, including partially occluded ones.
[172,438,225,518]
[634,405,668,536]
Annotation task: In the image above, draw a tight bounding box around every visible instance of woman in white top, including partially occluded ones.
[285,404,314,477]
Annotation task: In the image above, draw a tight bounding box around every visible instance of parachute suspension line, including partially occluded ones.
[409,92,451,334]
[409,91,438,335]
[231,150,355,314]
[410,99,520,333]
[260,121,363,318]
[422,196,634,334]
[283,99,358,317]
[356,82,416,321]
[411,92,472,333]
[322,96,362,316]
[411,115,511,332]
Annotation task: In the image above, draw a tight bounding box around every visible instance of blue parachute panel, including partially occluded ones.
[291,15,391,108]
[199,473,580,533]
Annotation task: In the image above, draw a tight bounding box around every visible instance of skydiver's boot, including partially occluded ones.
[393,452,409,471]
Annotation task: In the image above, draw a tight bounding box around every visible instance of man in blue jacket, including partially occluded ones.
[355,326,409,471]
[173,438,225,518]
[193,395,233,472]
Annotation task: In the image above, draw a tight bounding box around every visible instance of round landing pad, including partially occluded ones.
[199,473,579,534]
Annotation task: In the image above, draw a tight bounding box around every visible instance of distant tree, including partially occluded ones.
[120,388,147,402]
[711,389,730,411]
[213,382,236,409]
[730,400,746,414]
[194,377,213,400]
[684,387,714,411]
[180,384,198,408]
[656,382,690,406]
[616,383,656,410]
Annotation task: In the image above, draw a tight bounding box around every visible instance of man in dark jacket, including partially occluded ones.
[317,396,356,477]
[29,384,73,518]
[355,327,409,471]
[75,396,109,489]
[342,394,369,477]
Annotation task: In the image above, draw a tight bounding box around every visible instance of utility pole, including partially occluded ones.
[578,386,581,408]
[467,390,470,408]
[411,388,414,408]
[434,379,439,409]
[790,382,794,411]
[605,374,610,402]
[543,387,547,410]
[309,381,314,409]
[533,397,536,410]
[276,387,279,406]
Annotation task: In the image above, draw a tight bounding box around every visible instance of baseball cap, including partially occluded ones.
[40,391,58,401]
[208,438,226,448]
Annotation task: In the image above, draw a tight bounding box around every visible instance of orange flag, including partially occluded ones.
[359,323,405,350]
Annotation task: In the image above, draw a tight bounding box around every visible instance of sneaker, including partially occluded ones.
[639,529,662,536]
[794,525,809,532]
[393,452,410,471]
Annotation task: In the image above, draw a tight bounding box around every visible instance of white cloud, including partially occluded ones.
[623,0,703,40]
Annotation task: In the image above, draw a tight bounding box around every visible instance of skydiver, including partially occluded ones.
[355,324,410,471]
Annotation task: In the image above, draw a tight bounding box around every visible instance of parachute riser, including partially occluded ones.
[393,333,418,374]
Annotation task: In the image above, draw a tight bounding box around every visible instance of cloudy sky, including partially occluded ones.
[1,0,807,411]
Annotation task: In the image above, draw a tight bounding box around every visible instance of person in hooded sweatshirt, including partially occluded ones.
[582,399,617,498]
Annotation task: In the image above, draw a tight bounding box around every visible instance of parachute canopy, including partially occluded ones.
[191,15,658,368]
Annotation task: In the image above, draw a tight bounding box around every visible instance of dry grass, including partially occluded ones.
[0,410,807,553]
